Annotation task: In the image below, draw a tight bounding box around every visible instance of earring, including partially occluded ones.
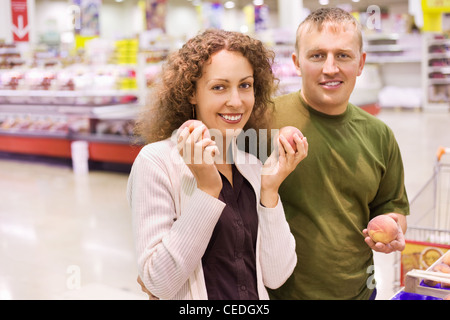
[192,105,196,119]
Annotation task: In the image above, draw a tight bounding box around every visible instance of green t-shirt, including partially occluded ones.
[269,91,409,300]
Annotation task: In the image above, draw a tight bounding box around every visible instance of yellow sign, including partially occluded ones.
[74,35,98,50]
[401,240,450,286]
[425,0,450,8]
[422,0,450,32]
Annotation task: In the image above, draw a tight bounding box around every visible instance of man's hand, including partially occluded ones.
[363,213,407,253]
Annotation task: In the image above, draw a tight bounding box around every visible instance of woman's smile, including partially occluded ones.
[218,113,243,124]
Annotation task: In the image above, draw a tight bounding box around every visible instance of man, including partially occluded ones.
[268,8,409,300]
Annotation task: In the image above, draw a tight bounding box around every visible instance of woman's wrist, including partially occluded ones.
[260,187,279,208]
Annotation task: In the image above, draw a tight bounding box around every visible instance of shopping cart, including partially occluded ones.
[393,251,450,300]
[408,146,450,236]
[393,147,450,299]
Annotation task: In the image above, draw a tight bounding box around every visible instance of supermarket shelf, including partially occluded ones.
[364,33,400,41]
[90,104,141,120]
[365,44,404,53]
[423,102,449,112]
[0,129,67,139]
[0,134,72,158]
[422,33,450,112]
[429,66,450,73]
[71,132,144,145]
[364,33,422,65]
[0,133,143,164]
[0,103,140,119]
[0,129,139,144]
[88,141,142,164]
[429,39,450,46]
[365,56,421,64]
[0,90,139,107]
[0,89,139,97]
[0,101,143,165]
[428,52,450,59]
[428,78,450,85]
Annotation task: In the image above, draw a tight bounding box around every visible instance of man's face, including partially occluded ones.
[293,23,366,115]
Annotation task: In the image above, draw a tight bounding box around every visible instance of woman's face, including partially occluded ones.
[190,49,255,138]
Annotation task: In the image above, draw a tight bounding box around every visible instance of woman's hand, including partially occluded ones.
[137,276,159,300]
[177,121,222,198]
[260,133,308,207]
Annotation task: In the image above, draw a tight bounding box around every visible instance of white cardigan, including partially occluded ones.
[127,137,296,300]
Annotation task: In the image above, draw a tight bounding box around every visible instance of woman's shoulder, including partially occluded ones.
[139,138,175,155]
[136,138,179,165]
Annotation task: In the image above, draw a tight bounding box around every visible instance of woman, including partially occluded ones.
[127,29,308,300]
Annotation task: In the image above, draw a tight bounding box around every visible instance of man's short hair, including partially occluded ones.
[295,7,363,55]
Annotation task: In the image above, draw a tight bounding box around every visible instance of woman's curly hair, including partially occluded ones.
[135,29,278,144]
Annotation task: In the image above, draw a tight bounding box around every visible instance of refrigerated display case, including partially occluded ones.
[0,83,141,165]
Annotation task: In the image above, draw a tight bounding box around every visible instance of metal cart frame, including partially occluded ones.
[394,147,450,297]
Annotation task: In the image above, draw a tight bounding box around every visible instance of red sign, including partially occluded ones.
[11,0,29,42]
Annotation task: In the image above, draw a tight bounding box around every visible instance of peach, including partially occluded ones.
[179,119,210,139]
[423,279,440,287]
[434,262,450,273]
[442,252,450,266]
[442,283,450,289]
[279,126,304,151]
[433,263,450,288]
[367,215,398,244]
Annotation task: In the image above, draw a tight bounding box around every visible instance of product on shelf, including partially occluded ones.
[0,40,145,165]
[0,64,139,106]
[0,43,24,69]
[0,114,69,134]
[270,43,301,95]
[421,252,450,290]
[114,39,139,65]
[67,117,90,134]
[95,119,135,137]
[423,33,450,109]
[0,69,25,90]
[428,85,450,103]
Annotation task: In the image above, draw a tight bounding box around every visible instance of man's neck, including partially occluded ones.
[300,91,348,116]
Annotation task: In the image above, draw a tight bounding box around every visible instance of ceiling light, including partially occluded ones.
[224,1,235,9]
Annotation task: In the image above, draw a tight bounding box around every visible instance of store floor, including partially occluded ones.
[1,109,450,300]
